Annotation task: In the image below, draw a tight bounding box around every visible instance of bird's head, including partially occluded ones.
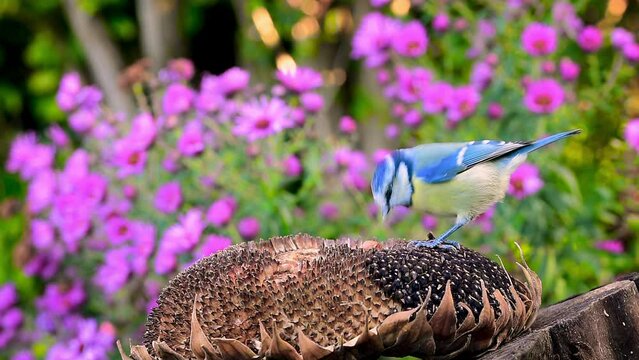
[371,152,413,221]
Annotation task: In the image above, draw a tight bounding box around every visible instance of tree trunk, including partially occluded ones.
[136,0,183,70]
[61,0,134,114]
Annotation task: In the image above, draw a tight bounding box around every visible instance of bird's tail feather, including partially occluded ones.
[519,129,581,155]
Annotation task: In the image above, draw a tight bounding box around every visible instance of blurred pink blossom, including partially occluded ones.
[392,20,428,57]
[521,23,557,56]
[595,240,624,254]
[523,78,565,114]
[508,163,544,199]
[624,119,639,152]
[577,26,603,52]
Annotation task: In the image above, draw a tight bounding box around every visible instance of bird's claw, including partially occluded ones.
[410,238,460,250]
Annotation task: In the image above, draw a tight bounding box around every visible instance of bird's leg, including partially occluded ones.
[411,218,470,249]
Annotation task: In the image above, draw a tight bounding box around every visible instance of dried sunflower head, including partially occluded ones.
[119,234,541,360]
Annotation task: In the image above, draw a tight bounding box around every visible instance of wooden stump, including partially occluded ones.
[481,273,639,359]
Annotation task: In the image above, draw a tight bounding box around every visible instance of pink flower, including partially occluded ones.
[129,112,157,150]
[508,163,544,199]
[422,82,453,114]
[319,202,339,220]
[154,249,177,275]
[276,67,323,93]
[595,240,624,254]
[622,42,639,62]
[233,96,292,142]
[352,13,400,67]
[237,217,260,241]
[283,155,302,177]
[177,120,205,157]
[69,109,97,134]
[432,14,449,32]
[219,67,250,94]
[392,20,428,57]
[625,119,639,152]
[112,138,148,178]
[27,171,56,214]
[403,109,422,128]
[159,58,195,82]
[474,206,495,233]
[48,125,69,148]
[6,133,54,180]
[339,116,357,134]
[373,149,391,164]
[577,26,603,52]
[206,196,237,227]
[395,67,432,103]
[55,72,82,111]
[385,124,400,139]
[523,78,565,114]
[446,86,481,123]
[521,23,557,56]
[105,217,133,245]
[197,235,232,259]
[421,215,438,231]
[31,220,55,250]
[559,58,580,81]
[300,92,324,113]
[370,0,390,7]
[487,102,504,120]
[162,83,195,115]
[611,28,634,49]
[50,193,91,251]
[470,62,493,90]
[154,182,182,214]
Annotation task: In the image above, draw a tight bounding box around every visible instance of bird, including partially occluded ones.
[371,129,581,248]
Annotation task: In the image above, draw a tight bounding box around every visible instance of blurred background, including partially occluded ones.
[0,0,638,358]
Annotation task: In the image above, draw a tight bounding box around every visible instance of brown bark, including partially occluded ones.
[136,0,183,70]
[61,0,134,114]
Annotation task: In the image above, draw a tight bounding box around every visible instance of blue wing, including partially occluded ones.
[413,140,529,184]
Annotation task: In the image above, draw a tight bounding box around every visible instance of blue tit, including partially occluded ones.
[371,129,581,248]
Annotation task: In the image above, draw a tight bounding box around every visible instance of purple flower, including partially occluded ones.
[276,67,323,93]
[474,206,496,233]
[74,173,108,207]
[508,163,544,199]
[159,58,195,82]
[0,308,23,348]
[76,86,103,110]
[0,284,18,312]
[370,0,390,7]
[595,240,625,254]
[421,215,438,231]
[388,205,411,225]
[233,96,292,142]
[385,124,400,139]
[105,217,133,245]
[300,92,324,113]
[523,78,565,114]
[395,66,432,103]
[342,171,368,191]
[552,1,582,36]
[237,217,260,241]
[94,248,131,295]
[541,60,555,74]
[154,181,182,214]
[50,194,91,252]
[577,26,603,52]
[177,120,206,157]
[197,235,232,259]
[446,86,481,123]
[37,282,85,316]
[129,112,157,150]
[31,220,55,250]
[6,133,54,180]
[48,125,69,148]
[392,20,428,57]
[403,109,422,128]
[611,28,634,49]
[625,119,639,152]
[432,13,449,32]
[206,196,237,227]
[283,155,302,177]
[470,61,493,90]
[559,58,580,81]
[27,170,56,214]
[69,109,97,134]
[352,13,400,67]
[319,202,339,221]
[112,138,148,177]
[422,82,453,114]
[162,83,195,115]
[55,72,82,111]
[487,102,504,120]
[339,116,357,134]
[521,23,557,56]
[219,67,250,94]
[373,149,391,164]
[154,248,177,275]
[11,351,35,360]
[622,42,639,62]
